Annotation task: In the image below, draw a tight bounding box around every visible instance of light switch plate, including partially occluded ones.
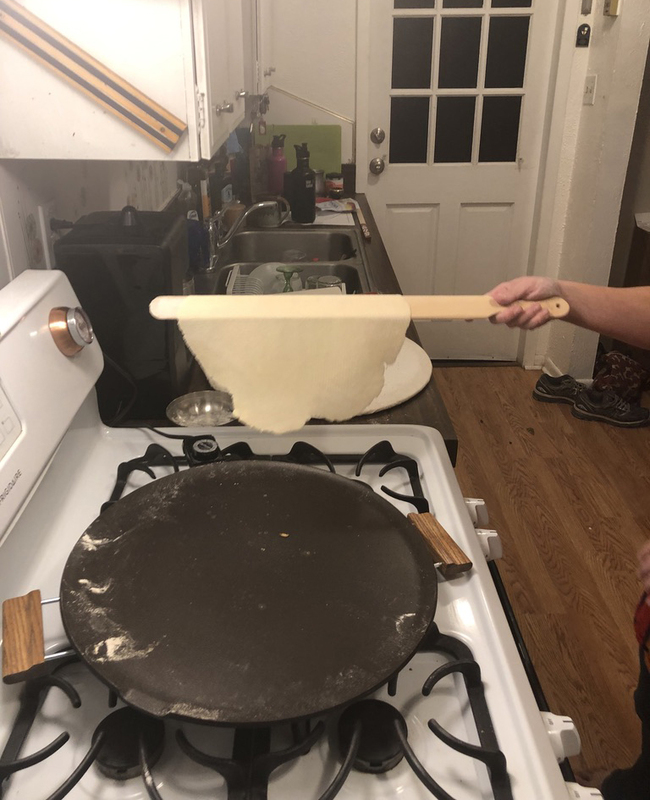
[604,0,621,15]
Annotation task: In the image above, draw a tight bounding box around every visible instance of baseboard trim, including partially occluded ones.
[542,357,562,377]
[431,360,519,368]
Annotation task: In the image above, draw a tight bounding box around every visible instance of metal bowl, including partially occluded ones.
[166,390,234,427]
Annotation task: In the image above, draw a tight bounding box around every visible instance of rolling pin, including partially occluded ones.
[149,294,569,321]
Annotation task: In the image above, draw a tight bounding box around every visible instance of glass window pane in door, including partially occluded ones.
[395,0,434,7]
[485,17,529,88]
[492,0,531,6]
[434,96,475,162]
[443,0,483,7]
[390,97,430,163]
[439,17,481,88]
[479,95,522,161]
[392,18,434,89]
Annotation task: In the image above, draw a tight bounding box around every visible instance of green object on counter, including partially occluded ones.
[255,125,342,176]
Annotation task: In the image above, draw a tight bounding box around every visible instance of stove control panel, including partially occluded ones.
[0,385,22,462]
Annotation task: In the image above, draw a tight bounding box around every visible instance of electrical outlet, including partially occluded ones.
[36,201,57,269]
[583,74,597,106]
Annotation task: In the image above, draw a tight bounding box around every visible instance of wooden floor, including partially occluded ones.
[434,365,650,785]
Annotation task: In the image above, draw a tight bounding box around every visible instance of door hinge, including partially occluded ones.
[196,89,206,129]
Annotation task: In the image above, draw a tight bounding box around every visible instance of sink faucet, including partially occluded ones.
[207,198,291,267]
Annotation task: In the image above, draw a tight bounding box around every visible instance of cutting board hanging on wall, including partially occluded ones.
[255,124,342,177]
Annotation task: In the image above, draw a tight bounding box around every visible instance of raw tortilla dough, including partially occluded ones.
[176,294,411,434]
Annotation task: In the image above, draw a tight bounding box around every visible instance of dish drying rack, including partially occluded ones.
[225,265,264,295]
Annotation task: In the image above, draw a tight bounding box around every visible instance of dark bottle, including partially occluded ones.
[290,142,316,224]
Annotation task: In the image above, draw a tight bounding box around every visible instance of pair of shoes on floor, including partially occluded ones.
[533,373,650,428]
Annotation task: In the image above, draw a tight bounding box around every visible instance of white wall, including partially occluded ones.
[0,160,181,282]
[526,0,650,379]
[263,0,356,163]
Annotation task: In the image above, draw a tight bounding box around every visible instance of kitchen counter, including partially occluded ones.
[188,195,458,464]
[343,195,457,464]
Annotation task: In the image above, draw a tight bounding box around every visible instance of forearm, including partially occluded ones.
[558,282,650,349]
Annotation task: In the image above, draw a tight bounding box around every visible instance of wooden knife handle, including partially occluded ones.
[2,590,46,684]
[408,513,472,579]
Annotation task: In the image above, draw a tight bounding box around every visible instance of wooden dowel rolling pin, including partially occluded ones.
[149,294,570,321]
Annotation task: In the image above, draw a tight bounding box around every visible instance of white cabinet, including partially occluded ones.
[256,0,275,93]
[0,0,248,161]
[193,0,247,160]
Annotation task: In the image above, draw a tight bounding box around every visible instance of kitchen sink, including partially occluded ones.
[212,262,370,295]
[214,229,364,267]
[204,226,375,295]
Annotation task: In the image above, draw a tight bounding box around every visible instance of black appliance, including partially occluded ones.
[54,206,192,423]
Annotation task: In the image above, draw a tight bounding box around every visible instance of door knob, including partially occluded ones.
[214,103,234,115]
[369,158,386,175]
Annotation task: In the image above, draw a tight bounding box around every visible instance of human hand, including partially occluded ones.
[638,541,650,605]
[488,277,562,330]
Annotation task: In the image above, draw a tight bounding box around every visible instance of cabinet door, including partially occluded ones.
[256,0,275,92]
[0,0,199,160]
[226,0,246,105]
[194,0,246,160]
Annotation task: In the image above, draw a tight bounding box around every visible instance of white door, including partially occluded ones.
[357,0,560,360]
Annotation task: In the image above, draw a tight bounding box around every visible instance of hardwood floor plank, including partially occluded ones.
[434,365,649,783]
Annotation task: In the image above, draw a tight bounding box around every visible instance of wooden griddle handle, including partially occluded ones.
[408,513,472,579]
[2,590,46,684]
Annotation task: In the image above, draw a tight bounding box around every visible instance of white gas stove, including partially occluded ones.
[0,271,598,799]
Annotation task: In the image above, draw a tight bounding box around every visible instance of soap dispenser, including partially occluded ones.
[290,142,316,224]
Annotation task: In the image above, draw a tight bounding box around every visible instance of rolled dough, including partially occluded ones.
[175,295,411,434]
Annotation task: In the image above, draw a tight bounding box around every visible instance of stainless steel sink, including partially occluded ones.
[206,226,374,295]
[215,229,363,265]
[212,262,370,295]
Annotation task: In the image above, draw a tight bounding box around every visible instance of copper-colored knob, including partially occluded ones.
[49,307,94,357]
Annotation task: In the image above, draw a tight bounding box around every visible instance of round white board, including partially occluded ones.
[360,338,432,415]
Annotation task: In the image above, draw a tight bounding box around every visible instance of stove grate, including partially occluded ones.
[0,674,79,799]
[105,436,431,515]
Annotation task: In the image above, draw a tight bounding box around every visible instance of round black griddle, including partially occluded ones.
[60,461,438,725]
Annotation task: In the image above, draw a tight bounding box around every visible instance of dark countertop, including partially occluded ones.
[343,195,457,464]
[187,195,458,463]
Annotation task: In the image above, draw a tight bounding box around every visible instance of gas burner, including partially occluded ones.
[338,699,406,773]
[94,708,164,781]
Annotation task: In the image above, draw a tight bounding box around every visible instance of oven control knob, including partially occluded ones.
[49,306,94,357]
[540,712,581,762]
[564,782,603,798]
[464,498,489,528]
[475,529,502,561]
